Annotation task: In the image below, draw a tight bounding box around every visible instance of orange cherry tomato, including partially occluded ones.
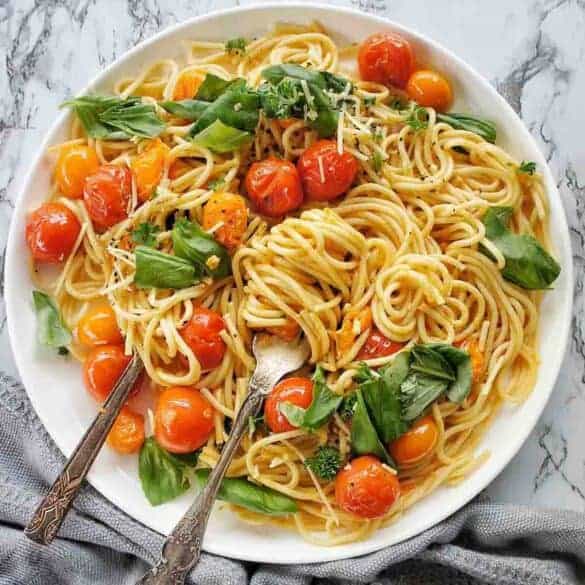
[83,164,133,230]
[107,407,145,454]
[406,69,453,112]
[180,307,226,370]
[83,345,141,402]
[356,329,404,360]
[358,32,415,89]
[77,304,123,346]
[245,157,304,217]
[202,192,248,250]
[55,144,100,199]
[266,319,300,342]
[173,70,203,100]
[335,455,400,518]
[297,140,358,202]
[389,415,439,466]
[154,386,214,453]
[264,377,314,433]
[25,202,81,264]
[131,139,169,202]
[336,307,373,356]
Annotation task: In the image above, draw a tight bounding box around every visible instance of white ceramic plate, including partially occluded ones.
[5,3,573,564]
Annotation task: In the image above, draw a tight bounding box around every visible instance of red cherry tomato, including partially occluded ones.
[297,140,358,202]
[335,455,400,518]
[245,157,304,217]
[180,307,226,370]
[25,202,81,264]
[358,32,415,89]
[154,386,215,453]
[83,164,133,230]
[83,345,141,402]
[264,377,314,433]
[357,329,404,360]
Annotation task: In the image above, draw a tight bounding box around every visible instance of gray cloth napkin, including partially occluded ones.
[0,371,583,585]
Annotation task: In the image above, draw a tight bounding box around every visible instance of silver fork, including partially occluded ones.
[136,333,310,585]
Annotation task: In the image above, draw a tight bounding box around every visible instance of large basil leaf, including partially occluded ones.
[171,218,231,278]
[427,343,472,403]
[400,372,449,421]
[279,365,342,431]
[160,99,209,121]
[32,291,72,349]
[436,113,496,143]
[481,207,560,290]
[139,437,199,506]
[134,246,199,289]
[192,119,253,153]
[195,74,236,101]
[409,345,455,381]
[194,469,297,516]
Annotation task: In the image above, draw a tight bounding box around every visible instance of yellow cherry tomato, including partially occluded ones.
[389,415,439,466]
[55,144,100,199]
[77,304,123,347]
[406,69,453,112]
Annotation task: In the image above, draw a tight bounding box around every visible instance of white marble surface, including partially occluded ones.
[0,0,583,512]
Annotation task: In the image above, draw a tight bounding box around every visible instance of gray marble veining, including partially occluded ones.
[1,0,583,512]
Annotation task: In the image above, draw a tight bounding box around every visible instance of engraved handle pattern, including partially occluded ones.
[136,375,270,585]
[24,353,144,545]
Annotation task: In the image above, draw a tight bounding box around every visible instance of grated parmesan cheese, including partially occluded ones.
[337,109,344,154]
[317,155,325,183]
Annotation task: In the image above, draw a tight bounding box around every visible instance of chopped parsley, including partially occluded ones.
[372,151,383,172]
[406,105,429,131]
[225,37,248,56]
[304,446,343,481]
[132,222,160,248]
[518,160,536,175]
[207,176,226,191]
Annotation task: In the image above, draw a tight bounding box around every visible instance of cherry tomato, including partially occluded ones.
[336,308,372,356]
[55,144,100,199]
[180,307,226,370]
[264,377,314,433]
[335,455,400,518]
[389,415,438,466]
[357,329,404,360]
[406,69,453,112]
[107,407,145,454]
[25,202,81,264]
[83,345,140,402]
[358,32,415,89]
[131,139,169,202]
[154,386,214,453]
[266,319,300,342]
[173,70,203,101]
[77,303,123,346]
[297,140,358,202]
[83,164,133,230]
[456,339,485,384]
[168,159,191,179]
[202,192,248,250]
[245,157,304,217]
[277,118,298,129]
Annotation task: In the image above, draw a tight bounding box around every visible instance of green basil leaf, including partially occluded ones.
[194,469,298,516]
[138,437,191,506]
[426,343,472,403]
[61,95,164,140]
[351,388,395,467]
[32,291,72,349]
[400,372,448,421]
[171,218,231,278]
[279,365,342,431]
[261,64,351,93]
[160,99,209,121]
[437,112,497,143]
[195,74,236,101]
[409,345,456,381]
[134,246,199,289]
[481,207,561,289]
[192,119,253,153]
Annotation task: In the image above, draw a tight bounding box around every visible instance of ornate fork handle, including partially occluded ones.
[136,375,269,585]
[24,353,144,545]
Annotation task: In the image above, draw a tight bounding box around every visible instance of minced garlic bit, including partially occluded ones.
[206,255,221,270]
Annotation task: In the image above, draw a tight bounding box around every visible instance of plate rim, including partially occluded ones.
[5,1,574,564]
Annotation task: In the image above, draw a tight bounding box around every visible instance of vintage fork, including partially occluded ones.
[136,333,310,585]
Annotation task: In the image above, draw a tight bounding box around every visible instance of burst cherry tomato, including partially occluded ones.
[297,140,358,202]
[180,307,226,370]
[83,345,140,402]
[358,32,415,89]
[107,407,145,454]
[264,377,314,433]
[335,455,400,518]
[202,192,248,250]
[83,164,133,230]
[357,329,404,360]
[77,304,123,346]
[55,144,100,199]
[406,70,453,112]
[245,157,304,217]
[154,386,214,453]
[25,202,81,264]
[131,139,169,202]
[266,319,300,342]
[389,415,438,466]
